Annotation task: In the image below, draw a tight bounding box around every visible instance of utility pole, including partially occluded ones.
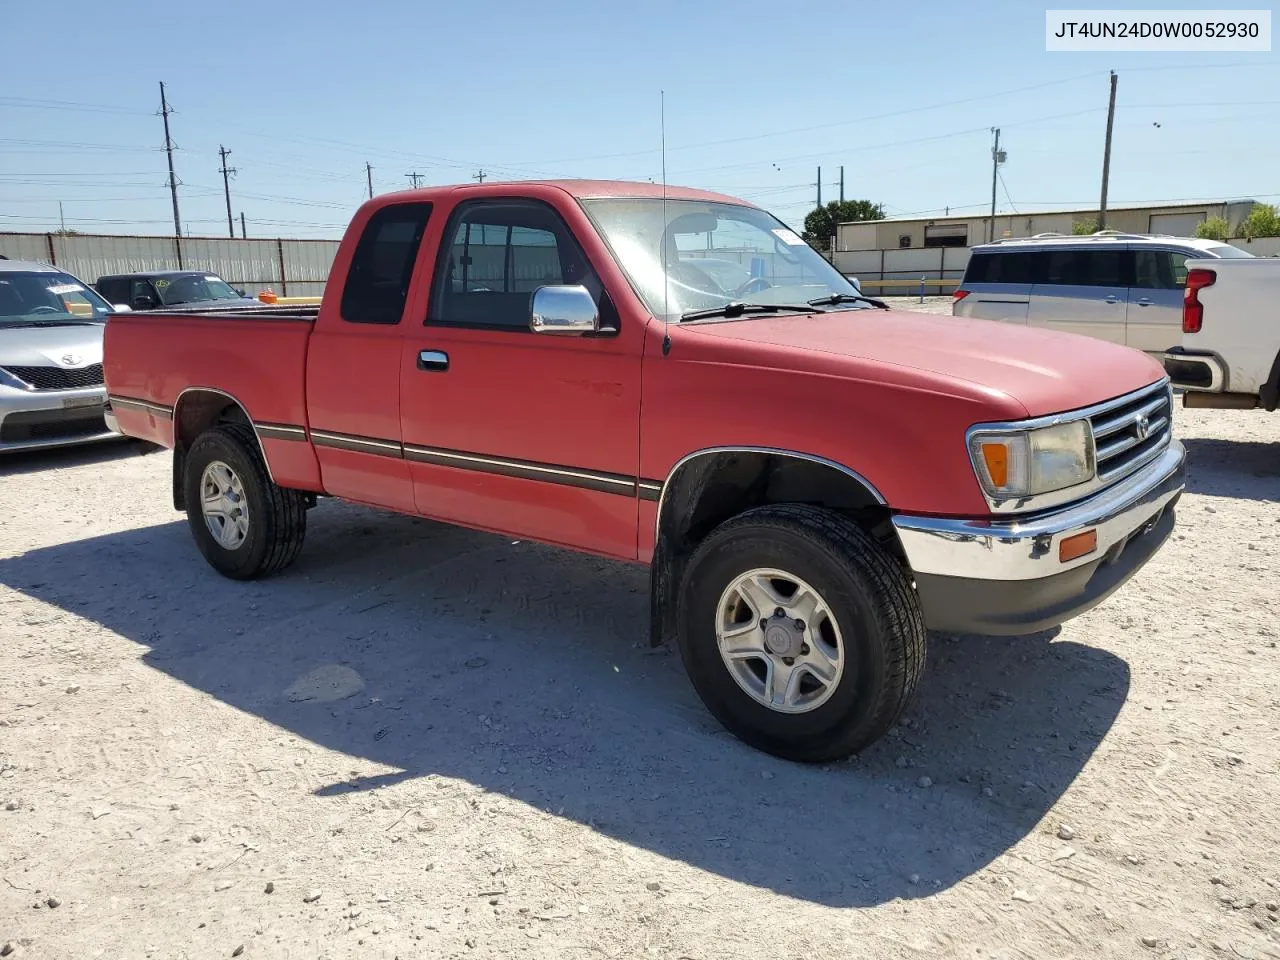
[1098,70,1118,231]
[366,161,374,199]
[218,145,237,239]
[839,165,845,203]
[472,169,487,184]
[239,212,247,239]
[159,81,182,237]
[59,201,65,233]
[405,171,424,188]
[988,128,1002,243]
[816,166,822,209]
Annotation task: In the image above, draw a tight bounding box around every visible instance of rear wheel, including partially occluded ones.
[183,423,307,579]
[677,503,925,762]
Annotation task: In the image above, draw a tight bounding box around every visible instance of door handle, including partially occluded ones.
[1136,298,1153,306]
[417,349,449,372]
[1104,295,1120,304]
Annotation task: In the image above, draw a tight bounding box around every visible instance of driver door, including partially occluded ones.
[398,196,644,560]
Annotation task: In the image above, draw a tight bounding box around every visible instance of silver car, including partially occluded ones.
[952,233,1253,354]
[0,260,121,453]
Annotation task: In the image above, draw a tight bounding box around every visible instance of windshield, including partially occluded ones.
[155,274,244,305]
[0,270,114,326]
[580,198,865,321]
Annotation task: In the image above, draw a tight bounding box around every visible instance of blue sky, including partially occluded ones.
[3,0,1277,237]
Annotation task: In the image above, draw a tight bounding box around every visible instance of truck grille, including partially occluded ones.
[1090,381,1173,483]
[1,364,104,390]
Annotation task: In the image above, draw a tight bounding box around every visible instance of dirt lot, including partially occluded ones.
[2,368,1278,959]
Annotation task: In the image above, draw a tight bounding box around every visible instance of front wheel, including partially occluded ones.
[183,423,307,579]
[677,504,926,762]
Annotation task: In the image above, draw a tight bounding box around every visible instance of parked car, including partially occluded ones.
[1,260,120,453]
[1162,256,1280,412]
[104,180,1184,762]
[95,271,260,313]
[952,232,1253,354]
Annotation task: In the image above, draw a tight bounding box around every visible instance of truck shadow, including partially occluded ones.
[0,503,1129,908]
[1182,436,1280,502]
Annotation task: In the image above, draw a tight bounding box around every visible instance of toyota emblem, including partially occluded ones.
[60,353,83,367]
[1135,413,1150,440]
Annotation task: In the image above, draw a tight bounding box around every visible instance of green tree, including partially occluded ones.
[1194,217,1231,241]
[803,200,885,251]
[1072,217,1099,235]
[1239,203,1280,239]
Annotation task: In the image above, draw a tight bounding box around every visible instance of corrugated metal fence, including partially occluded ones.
[0,232,340,299]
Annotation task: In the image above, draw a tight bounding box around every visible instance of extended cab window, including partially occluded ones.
[340,202,432,325]
[430,200,604,330]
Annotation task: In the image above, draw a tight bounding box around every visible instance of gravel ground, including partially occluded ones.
[1,347,1278,959]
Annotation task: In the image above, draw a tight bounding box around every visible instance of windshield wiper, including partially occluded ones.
[679,302,819,322]
[807,292,889,310]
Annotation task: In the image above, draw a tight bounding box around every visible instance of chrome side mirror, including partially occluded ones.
[530,284,599,335]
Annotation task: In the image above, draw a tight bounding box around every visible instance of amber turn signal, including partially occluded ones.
[979,442,1009,488]
[1059,529,1098,563]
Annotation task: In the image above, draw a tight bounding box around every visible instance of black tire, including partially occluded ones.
[677,503,926,763]
[183,422,307,580]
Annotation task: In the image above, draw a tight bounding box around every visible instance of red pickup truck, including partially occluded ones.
[104,180,1185,761]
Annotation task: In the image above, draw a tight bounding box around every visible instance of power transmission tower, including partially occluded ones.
[366,161,374,199]
[988,128,1005,242]
[159,81,182,237]
[218,145,237,238]
[1098,70,1118,230]
[473,170,487,184]
[405,171,424,188]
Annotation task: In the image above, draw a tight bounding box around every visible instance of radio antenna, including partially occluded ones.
[660,89,671,357]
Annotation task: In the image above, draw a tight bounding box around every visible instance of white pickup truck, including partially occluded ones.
[1162,257,1280,412]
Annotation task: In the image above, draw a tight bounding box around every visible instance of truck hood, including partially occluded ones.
[680,308,1166,417]
[0,323,105,367]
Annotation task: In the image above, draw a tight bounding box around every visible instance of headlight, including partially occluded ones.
[969,420,1095,500]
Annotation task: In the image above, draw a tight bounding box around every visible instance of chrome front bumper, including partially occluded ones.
[892,441,1185,634]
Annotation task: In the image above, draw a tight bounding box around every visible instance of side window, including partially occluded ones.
[1044,250,1083,285]
[431,200,604,330]
[963,253,992,283]
[1134,251,1177,290]
[340,202,432,325]
[131,279,158,304]
[1044,250,1129,287]
[1080,250,1129,287]
[1169,252,1190,287]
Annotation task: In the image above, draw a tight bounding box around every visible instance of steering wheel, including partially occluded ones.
[29,305,61,314]
[732,275,772,297]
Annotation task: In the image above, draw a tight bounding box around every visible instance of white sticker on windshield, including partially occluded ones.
[204,276,220,281]
[771,228,807,246]
[47,283,85,295]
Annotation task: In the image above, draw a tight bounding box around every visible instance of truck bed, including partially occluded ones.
[103,307,316,450]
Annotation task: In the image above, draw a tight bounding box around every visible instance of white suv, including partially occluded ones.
[952,232,1253,354]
